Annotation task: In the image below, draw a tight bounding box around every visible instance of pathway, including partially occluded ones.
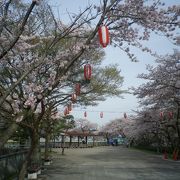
[41,146,180,180]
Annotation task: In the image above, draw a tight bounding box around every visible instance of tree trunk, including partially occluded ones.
[85,136,88,147]
[0,122,18,148]
[44,133,50,160]
[166,129,174,151]
[176,105,180,148]
[93,136,95,147]
[31,134,40,164]
[54,135,56,148]
[78,136,80,147]
[61,135,65,155]
[106,137,109,145]
[18,158,29,180]
[69,136,72,148]
[19,130,39,180]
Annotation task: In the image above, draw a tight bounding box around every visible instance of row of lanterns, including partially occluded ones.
[80,110,174,120]
[83,111,104,118]
[160,111,173,119]
[63,24,110,116]
[144,111,174,120]
[83,111,127,119]
[63,65,92,116]
[64,108,106,119]
[63,64,92,116]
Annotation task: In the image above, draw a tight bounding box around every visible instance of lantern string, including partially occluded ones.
[72,109,132,114]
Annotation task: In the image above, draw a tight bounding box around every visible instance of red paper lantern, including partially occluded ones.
[68,102,72,111]
[71,93,77,103]
[98,25,110,48]
[168,112,173,119]
[160,112,164,119]
[84,64,92,80]
[64,107,69,116]
[124,112,127,119]
[84,111,87,118]
[100,112,103,118]
[64,110,67,116]
[75,83,81,96]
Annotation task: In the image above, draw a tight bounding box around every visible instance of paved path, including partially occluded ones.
[42,146,180,180]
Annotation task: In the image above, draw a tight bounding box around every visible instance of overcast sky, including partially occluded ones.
[49,0,179,127]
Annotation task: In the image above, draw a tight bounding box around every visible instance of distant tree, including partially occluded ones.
[131,50,180,150]
[74,118,98,133]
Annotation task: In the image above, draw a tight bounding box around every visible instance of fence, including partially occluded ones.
[40,141,108,148]
[0,148,28,180]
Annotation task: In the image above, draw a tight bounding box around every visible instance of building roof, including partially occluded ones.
[65,130,99,137]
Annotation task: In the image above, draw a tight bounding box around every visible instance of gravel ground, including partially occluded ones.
[38,146,180,180]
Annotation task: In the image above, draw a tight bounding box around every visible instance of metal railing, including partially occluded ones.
[40,141,108,148]
[0,148,29,180]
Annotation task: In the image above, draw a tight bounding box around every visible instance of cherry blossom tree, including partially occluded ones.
[0,0,179,178]
[0,0,41,60]
[74,118,98,133]
[100,117,134,144]
[131,50,180,151]
[0,0,179,104]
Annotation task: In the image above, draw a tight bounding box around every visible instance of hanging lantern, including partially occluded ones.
[98,25,110,48]
[84,64,92,80]
[71,93,77,103]
[124,112,127,119]
[100,112,103,118]
[84,111,87,118]
[168,112,173,119]
[68,102,72,112]
[75,83,81,96]
[64,107,69,116]
[64,109,67,116]
[160,112,164,119]
[66,107,69,114]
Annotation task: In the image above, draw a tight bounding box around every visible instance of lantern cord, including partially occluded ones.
[72,109,132,114]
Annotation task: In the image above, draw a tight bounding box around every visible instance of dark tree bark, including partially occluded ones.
[19,129,39,180]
